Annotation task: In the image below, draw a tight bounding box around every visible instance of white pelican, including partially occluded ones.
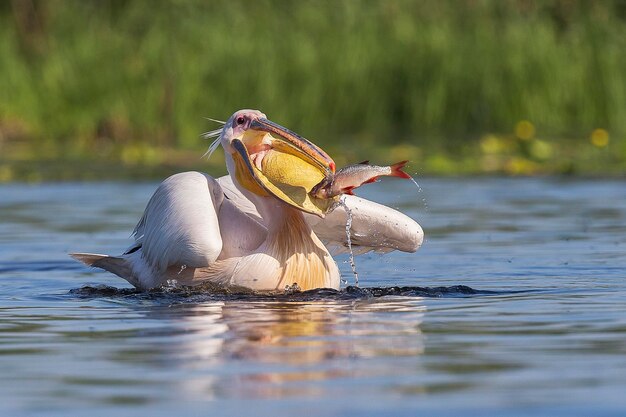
[72,109,423,291]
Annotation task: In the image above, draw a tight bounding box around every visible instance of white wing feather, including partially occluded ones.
[132,172,267,272]
[132,172,225,270]
[305,194,423,255]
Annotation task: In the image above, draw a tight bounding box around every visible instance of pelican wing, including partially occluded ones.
[306,194,423,255]
[215,175,423,256]
[132,172,266,271]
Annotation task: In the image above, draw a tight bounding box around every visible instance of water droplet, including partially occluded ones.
[409,173,428,210]
[284,283,301,293]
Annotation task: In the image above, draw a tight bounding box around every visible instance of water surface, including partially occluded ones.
[1,177,625,416]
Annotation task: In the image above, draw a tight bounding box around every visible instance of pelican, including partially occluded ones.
[72,109,423,291]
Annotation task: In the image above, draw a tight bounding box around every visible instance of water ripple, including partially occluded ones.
[68,283,502,302]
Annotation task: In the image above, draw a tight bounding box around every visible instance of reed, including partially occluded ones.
[0,0,624,177]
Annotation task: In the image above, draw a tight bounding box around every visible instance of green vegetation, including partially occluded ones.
[0,0,625,181]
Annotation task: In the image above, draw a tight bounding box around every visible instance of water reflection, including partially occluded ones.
[138,299,426,399]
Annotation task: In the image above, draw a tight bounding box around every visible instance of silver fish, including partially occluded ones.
[311,160,410,199]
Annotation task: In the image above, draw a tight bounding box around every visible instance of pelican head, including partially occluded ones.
[218,109,338,217]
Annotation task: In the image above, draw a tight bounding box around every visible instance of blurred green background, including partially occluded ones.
[1,0,625,181]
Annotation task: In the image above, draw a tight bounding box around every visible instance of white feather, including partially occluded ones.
[200,117,226,159]
[132,172,225,271]
[200,128,223,159]
[203,117,226,124]
[309,194,424,255]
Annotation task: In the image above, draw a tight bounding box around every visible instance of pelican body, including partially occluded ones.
[72,110,423,291]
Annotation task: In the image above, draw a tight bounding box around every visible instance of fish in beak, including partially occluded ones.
[230,117,338,217]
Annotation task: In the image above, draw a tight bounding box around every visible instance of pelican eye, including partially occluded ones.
[236,116,246,125]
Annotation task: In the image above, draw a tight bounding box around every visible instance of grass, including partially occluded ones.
[0,0,625,180]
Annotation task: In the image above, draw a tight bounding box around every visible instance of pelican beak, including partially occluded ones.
[250,118,336,175]
[230,118,337,217]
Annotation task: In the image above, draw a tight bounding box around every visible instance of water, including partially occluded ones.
[1,177,625,416]
[339,196,359,286]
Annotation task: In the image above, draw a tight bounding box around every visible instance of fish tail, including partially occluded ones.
[342,186,356,195]
[390,160,411,179]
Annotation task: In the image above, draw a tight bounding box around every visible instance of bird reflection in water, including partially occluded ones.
[149,299,427,399]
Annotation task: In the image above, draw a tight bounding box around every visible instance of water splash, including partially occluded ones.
[339,196,359,287]
[164,279,179,289]
[408,173,428,210]
[284,283,302,293]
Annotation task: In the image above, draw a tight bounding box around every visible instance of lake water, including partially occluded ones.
[1,177,625,416]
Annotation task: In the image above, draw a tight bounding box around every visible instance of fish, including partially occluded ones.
[311,160,411,199]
